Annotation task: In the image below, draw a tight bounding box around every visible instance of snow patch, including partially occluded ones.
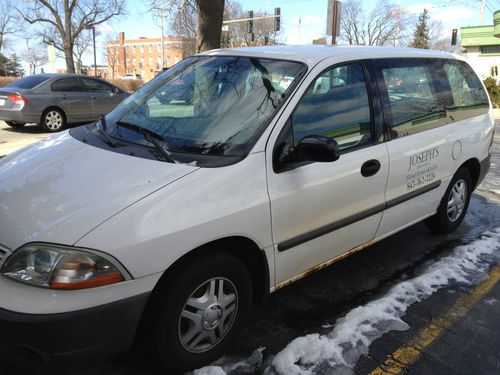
[192,347,265,375]
[269,228,500,375]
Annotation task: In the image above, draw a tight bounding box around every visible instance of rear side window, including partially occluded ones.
[82,78,114,93]
[51,78,84,92]
[376,59,447,139]
[291,63,372,150]
[444,60,488,120]
[7,76,50,89]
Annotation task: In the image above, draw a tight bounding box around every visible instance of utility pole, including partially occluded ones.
[480,0,485,25]
[92,27,97,77]
[331,1,341,44]
[160,8,165,69]
[327,0,341,45]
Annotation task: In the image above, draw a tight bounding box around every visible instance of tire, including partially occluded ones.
[151,252,252,373]
[5,121,25,129]
[425,167,472,234]
[41,108,66,132]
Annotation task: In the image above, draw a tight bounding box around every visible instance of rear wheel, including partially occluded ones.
[5,121,25,129]
[41,108,66,132]
[425,167,472,234]
[152,252,252,373]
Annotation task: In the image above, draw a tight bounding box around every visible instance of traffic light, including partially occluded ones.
[248,10,254,34]
[274,7,281,32]
[451,29,457,46]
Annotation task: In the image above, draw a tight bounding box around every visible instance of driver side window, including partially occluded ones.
[291,63,372,150]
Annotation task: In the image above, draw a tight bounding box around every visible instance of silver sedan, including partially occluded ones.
[0,74,130,132]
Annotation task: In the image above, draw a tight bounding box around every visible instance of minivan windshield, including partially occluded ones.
[106,56,305,163]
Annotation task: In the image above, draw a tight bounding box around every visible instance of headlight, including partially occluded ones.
[1,243,129,289]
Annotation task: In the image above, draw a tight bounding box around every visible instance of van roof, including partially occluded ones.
[200,45,459,67]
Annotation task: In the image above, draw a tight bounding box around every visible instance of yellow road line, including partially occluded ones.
[369,266,500,375]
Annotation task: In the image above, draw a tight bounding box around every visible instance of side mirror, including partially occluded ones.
[295,135,340,162]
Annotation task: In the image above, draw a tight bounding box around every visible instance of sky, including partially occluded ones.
[8,0,499,72]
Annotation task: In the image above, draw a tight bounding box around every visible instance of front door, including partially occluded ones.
[266,61,390,287]
[82,78,123,120]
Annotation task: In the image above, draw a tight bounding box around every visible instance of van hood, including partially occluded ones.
[0,132,198,251]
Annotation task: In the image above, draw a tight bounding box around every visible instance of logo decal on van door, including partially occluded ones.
[406,146,440,190]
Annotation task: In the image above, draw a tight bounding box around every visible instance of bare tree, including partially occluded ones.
[0,0,20,54]
[340,0,411,46]
[147,0,225,52]
[73,31,93,74]
[23,44,49,74]
[17,0,126,73]
[105,33,120,79]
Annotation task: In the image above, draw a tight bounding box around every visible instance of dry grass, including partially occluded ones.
[0,77,18,87]
[107,79,144,92]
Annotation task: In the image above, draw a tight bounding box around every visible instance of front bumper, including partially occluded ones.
[0,292,150,365]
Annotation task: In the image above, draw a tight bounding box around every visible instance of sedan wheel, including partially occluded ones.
[42,109,66,132]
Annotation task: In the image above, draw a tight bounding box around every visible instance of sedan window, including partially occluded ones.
[7,75,51,89]
[51,78,84,92]
[83,78,114,94]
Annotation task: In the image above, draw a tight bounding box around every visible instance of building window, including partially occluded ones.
[132,57,136,66]
[149,56,153,66]
[140,44,144,53]
[480,45,500,54]
[157,44,161,52]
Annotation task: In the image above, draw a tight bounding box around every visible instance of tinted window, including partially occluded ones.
[51,78,84,92]
[83,78,114,93]
[7,75,50,89]
[291,63,372,150]
[444,60,488,121]
[377,59,447,138]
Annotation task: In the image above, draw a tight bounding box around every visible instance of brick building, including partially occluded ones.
[107,32,194,82]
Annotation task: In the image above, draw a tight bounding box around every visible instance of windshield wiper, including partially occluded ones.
[95,117,116,147]
[115,121,175,163]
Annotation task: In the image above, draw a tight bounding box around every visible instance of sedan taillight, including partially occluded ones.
[8,94,27,107]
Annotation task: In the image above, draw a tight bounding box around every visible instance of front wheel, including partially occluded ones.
[41,108,66,132]
[425,167,472,234]
[153,253,252,373]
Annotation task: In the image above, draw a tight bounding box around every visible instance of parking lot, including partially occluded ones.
[0,121,499,375]
[0,121,52,157]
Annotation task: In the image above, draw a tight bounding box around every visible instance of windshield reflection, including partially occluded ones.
[105,56,305,160]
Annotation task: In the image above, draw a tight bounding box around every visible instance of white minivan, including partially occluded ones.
[0,46,494,372]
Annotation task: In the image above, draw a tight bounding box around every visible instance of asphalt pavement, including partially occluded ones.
[0,122,499,375]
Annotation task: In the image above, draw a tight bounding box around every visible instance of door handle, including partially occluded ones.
[361,159,381,177]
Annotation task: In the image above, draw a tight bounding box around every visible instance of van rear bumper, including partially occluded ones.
[0,292,150,365]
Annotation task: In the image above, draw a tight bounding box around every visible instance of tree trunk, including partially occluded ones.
[196,0,225,52]
[64,45,75,73]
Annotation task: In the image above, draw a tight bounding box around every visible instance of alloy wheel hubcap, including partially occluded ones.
[447,179,467,222]
[178,277,238,353]
[45,111,62,130]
